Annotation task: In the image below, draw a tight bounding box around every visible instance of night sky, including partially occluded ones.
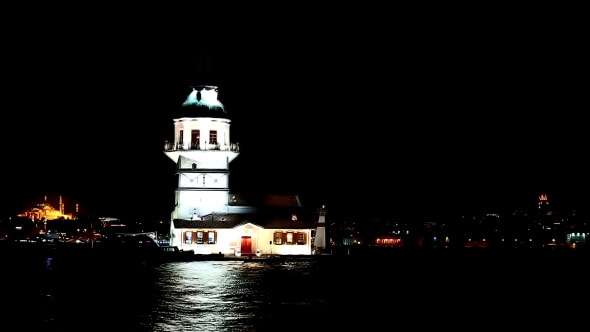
[2,9,587,223]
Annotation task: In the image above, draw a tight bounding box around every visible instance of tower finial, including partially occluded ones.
[318,205,327,216]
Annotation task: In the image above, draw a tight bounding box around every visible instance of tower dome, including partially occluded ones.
[175,85,227,118]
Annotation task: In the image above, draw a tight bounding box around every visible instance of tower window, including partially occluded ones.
[209,130,217,145]
[191,130,200,149]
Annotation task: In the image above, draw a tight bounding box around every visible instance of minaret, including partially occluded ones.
[59,195,64,215]
[164,85,243,221]
[313,205,327,253]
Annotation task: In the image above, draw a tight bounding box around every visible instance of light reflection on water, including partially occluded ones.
[7,257,333,331]
[147,260,326,331]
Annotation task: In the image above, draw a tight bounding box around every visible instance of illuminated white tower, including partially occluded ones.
[164,85,248,220]
[313,205,327,252]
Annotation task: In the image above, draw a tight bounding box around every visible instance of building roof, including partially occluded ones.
[173,212,315,230]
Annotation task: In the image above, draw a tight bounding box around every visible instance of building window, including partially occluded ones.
[184,231,192,244]
[274,232,283,245]
[190,230,217,244]
[179,130,184,144]
[209,130,217,145]
[297,232,305,245]
[286,232,293,245]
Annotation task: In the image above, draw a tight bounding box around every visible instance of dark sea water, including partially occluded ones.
[1,245,587,331]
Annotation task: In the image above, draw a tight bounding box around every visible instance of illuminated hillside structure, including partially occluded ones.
[17,195,77,221]
[538,193,549,209]
[165,85,317,256]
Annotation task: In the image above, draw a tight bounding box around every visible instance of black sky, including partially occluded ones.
[2,8,587,222]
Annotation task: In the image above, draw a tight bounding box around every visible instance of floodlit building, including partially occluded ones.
[165,85,316,256]
[17,195,77,221]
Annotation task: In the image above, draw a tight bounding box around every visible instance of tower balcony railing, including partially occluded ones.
[164,140,239,152]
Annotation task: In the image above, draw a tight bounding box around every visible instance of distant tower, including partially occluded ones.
[164,85,249,221]
[538,193,549,209]
[313,205,327,252]
[538,193,551,215]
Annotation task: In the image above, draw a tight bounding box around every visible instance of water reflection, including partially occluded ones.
[5,249,586,331]
[147,260,326,331]
[6,255,334,331]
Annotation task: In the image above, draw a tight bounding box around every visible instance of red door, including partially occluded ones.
[240,236,252,254]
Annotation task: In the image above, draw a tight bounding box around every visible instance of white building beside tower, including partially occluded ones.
[164,85,318,256]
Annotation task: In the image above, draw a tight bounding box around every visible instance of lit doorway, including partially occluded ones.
[240,236,252,255]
